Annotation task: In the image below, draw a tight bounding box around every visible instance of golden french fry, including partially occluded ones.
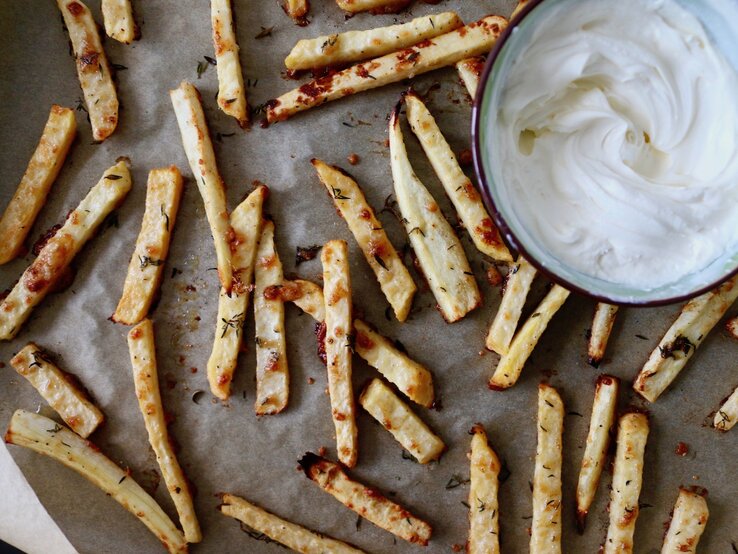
[220,494,365,553]
[576,375,619,532]
[389,104,481,322]
[10,344,104,438]
[101,0,138,44]
[299,453,432,545]
[405,92,510,262]
[456,56,485,99]
[312,159,416,321]
[714,385,738,431]
[588,303,619,367]
[321,240,357,466]
[661,489,708,554]
[634,276,738,402]
[486,256,537,355]
[113,167,183,325]
[0,105,76,265]
[468,424,501,554]
[254,220,289,414]
[0,161,132,341]
[359,378,444,463]
[127,320,201,543]
[267,16,508,123]
[604,413,650,554]
[5,410,186,553]
[207,186,266,400]
[285,279,326,322]
[57,0,118,141]
[285,12,462,70]
[489,285,570,390]
[530,384,563,554]
[170,81,233,292]
[211,0,249,127]
[334,0,410,13]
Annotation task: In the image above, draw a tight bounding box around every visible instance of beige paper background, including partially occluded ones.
[0,1,736,552]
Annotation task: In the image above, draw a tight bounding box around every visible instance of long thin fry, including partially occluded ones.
[633,276,738,402]
[489,285,570,390]
[285,12,462,70]
[57,0,118,141]
[604,412,649,554]
[0,161,132,341]
[101,0,138,44]
[322,240,357,466]
[468,424,501,554]
[335,0,411,14]
[405,92,510,262]
[207,186,266,400]
[588,303,619,367]
[254,220,289,414]
[486,256,537,355]
[10,343,104,438]
[576,375,619,532]
[170,81,233,292]
[220,494,365,553]
[113,166,183,325]
[267,16,508,123]
[389,104,480,322]
[661,489,708,554]
[456,56,485,99]
[5,410,186,553]
[299,453,432,545]
[127,320,201,543]
[0,105,76,265]
[359,378,444,463]
[312,159,416,321]
[530,384,563,554]
[714,385,738,431]
[211,0,249,127]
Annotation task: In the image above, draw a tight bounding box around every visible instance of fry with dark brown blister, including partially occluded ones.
[0,105,76,265]
[588,303,619,367]
[660,489,708,554]
[211,0,249,127]
[299,453,432,545]
[468,424,501,553]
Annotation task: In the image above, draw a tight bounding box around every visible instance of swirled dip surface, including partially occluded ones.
[492,0,738,289]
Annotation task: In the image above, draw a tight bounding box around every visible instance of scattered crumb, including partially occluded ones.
[457,148,473,166]
[318,446,328,457]
[347,153,360,165]
[675,441,689,457]
[190,367,198,373]
[486,266,503,287]
[307,377,315,384]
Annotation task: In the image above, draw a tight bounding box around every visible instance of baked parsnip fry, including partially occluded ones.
[359,378,444,463]
[468,424,501,554]
[4,410,186,554]
[57,0,118,141]
[512,0,531,18]
[604,413,649,554]
[254,220,289,414]
[489,285,570,390]
[211,0,249,127]
[456,56,485,99]
[322,240,357,466]
[633,276,738,402]
[354,319,434,408]
[714,385,738,431]
[170,81,233,292]
[0,105,76,265]
[285,12,462,70]
[530,384,563,554]
[286,279,326,322]
[207,186,266,400]
[284,0,309,22]
[588,303,619,367]
[335,0,410,14]
[405,92,511,262]
[267,16,508,123]
[661,489,708,554]
[727,316,738,339]
[299,453,432,545]
[576,375,619,532]
[10,344,103,438]
[220,494,365,554]
[113,167,183,325]
[101,0,138,44]
[486,256,537,355]
[0,161,132,341]
[127,320,201,543]
[312,159,416,321]
[389,106,480,322]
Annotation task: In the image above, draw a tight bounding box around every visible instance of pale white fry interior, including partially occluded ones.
[101,0,138,44]
[588,303,619,366]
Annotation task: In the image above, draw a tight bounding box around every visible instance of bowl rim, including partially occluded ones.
[470,0,738,307]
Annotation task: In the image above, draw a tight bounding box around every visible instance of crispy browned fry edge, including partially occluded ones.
[284,0,310,21]
[660,488,708,553]
[588,303,619,368]
[211,0,249,127]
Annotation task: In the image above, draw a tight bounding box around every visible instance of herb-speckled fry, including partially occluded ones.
[211,0,249,127]
[714,385,738,431]
[468,424,501,554]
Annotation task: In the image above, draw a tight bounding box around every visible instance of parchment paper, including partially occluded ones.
[1,1,736,553]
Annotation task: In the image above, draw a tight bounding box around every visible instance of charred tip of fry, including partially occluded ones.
[390,101,403,125]
[575,509,587,534]
[469,423,485,435]
[587,356,601,368]
[298,451,322,476]
[597,374,619,387]
[488,382,509,392]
